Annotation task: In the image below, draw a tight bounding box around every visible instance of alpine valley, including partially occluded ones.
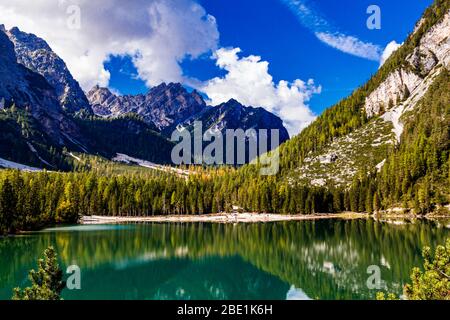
[0,24,289,170]
[0,0,450,303]
[0,0,449,229]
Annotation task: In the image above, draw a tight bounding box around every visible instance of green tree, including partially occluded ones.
[0,177,17,234]
[404,239,450,300]
[377,239,450,300]
[376,292,399,300]
[12,246,65,300]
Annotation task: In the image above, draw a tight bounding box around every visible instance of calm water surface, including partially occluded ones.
[0,219,448,300]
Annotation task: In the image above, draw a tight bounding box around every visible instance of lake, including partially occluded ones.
[0,219,449,300]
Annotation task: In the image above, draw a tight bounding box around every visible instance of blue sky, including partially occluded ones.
[106,0,432,115]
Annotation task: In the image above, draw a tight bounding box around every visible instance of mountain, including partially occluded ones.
[88,83,206,132]
[0,27,174,168]
[88,83,290,143]
[3,26,92,115]
[181,98,290,142]
[280,2,450,187]
[0,24,288,169]
[274,0,449,213]
[0,26,91,168]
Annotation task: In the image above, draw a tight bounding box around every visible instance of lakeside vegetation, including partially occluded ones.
[378,238,450,300]
[12,246,64,300]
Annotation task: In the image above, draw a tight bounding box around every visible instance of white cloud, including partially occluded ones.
[0,0,219,90]
[379,40,402,66]
[316,32,382,61]
[202,48,320,136]
[281,0,382,62]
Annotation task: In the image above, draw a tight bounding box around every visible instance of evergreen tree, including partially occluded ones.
[404,239,450,300]
[0,177,17,234]
[12,246,65,300]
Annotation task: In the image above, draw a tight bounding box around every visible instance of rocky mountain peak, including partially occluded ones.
[87,81,289,143]
[5,26,92,114]
[88,85,115,98]
[88,82,208,131]
[8,27,51,51]
[190,98,290,143]
[223,98,241,106]
[0,28,85,148]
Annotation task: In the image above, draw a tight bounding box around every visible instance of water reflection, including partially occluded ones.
[0,219,448,300]
[286,286,311,300]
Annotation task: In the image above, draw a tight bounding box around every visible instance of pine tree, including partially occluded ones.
[0,177,17,234]
[404,239,450,300]
[12,246,65,300]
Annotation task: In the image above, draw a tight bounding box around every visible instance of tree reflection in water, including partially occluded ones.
[0,219,448,300]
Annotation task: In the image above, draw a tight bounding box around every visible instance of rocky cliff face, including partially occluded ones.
[0,28,84,147]
[364,11,450,118]
[4,26,91,114]
[364,69,422,118]
[88,82,206,131]
[418,10,450,68]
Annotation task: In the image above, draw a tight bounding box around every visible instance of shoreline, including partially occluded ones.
[80,212,450,225]
[81,212,370,224]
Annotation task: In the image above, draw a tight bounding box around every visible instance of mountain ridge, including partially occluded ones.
[0,25,289,169]
[87,83,290,142]
[3,25,92,115]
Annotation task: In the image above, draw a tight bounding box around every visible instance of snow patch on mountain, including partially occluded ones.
[27,142,53,167]
[112,153,192,178]
[0,157,42,171]
[375,159,386,172]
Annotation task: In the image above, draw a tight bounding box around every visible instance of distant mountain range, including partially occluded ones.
[88,84,289,140]
[0,25,289,169]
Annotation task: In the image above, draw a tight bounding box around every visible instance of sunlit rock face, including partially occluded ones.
[364,11,450,118]
[0,27,83,146]
[365,69,422,118]
[5,26,92,114]
[88,82,206,131]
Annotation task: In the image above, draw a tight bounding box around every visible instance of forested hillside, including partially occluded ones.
[348,69,449,214]
[279,0,449,174]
